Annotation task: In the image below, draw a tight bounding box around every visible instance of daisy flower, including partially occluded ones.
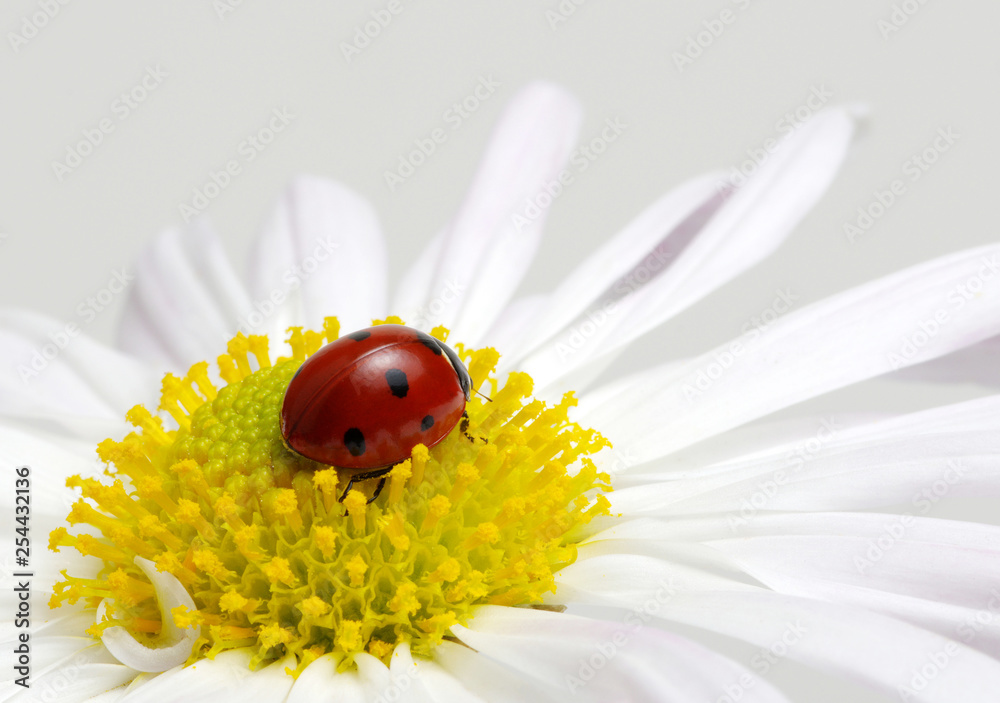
[3,82,1000,703]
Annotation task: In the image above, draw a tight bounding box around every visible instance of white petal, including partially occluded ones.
[432,640,560,703]
[601,415,885,491]
[99,558,199,673]
[0,412,129,444]
[0,610,93,646]
[351,650,449,703]
[284,654,368,703]
[84,686,131,702]
[609,431,1000,517]
[710,512,1000,607]
[0,428,104,597]
[478,294,547,359]
[5,643,135,703]
[392,230,445,329]
[585,512,1000,548]
[418,82,583,342]
[116,221,252,372]
[504,172,725,371]
[615,393,1000,486]
[375,644,449,703]
[452,606,790,702]
[580,514,1000,657]
[247,175,387,341]
[705,516,1000,655]
[643,400,1000,492]
[3,636,91,681]
[0,310,158,423]
[558,567,1000,703]
[115,650,291,703]
[891,333,1000,387]
[560,551,758,599]
[406,643,495,703]
[0,425,99,514]
[285,654,366,703]
[352,653,392,699]
[223,654,295,703]
[519,107,857,393]
[585,244,1000,463]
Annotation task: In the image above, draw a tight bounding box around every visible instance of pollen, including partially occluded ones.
[49,318,612,674]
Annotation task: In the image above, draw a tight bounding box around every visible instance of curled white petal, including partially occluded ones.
[97,555,200,672]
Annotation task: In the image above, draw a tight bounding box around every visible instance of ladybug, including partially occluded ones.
[280,324,473,502]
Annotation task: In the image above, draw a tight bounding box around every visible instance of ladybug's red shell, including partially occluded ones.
[280,325,471,470]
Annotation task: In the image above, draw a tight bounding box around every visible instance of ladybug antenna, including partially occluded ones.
[473,387,493,402]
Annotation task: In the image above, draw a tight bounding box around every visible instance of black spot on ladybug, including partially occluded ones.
[421,414,434,431]
[347,330,371,341]
[385,369,409,398]
[344,428,366,456]
[415,332,443,355]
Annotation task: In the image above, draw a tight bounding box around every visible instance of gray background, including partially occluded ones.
[3,2,998,701]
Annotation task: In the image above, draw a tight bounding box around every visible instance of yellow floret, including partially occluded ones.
[48,317,612,673]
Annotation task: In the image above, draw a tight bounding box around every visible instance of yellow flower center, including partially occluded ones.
[49,317,612,674]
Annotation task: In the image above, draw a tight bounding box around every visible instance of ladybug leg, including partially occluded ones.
[338,476,357,503]
[339,467,394,503]
[461,410,486,445]
[367,477,387,504]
